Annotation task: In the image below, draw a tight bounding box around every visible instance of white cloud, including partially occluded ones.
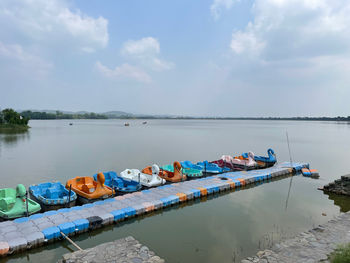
[0,0,108,52]
[122,37,160,56]
[0,41,53,76]
[208,0,350,116]
[230,0,350,61]
[95,61,151,83]
[121,37,174,71]
[210,0,236,20]
[96,37,172,83]
[230,28,265,55]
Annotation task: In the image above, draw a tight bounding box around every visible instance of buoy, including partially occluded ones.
[302,168,319,178]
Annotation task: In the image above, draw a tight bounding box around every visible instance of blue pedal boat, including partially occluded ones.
[29,182,77,211]
[93,171,142,195]
[242,148,277,168]
[196,160,231,174]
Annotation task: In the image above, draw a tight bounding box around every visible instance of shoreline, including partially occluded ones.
[242,211,350,263]
[26,118,350,122]
[0,124,30,133]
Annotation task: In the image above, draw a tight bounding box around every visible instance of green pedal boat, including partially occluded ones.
[0,184,41,221]
[160,164,203,178]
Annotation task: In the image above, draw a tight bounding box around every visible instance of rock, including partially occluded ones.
[323,175,350,196]
[256,251,265,257]
[242,211,350,263]
[58,236,164,263]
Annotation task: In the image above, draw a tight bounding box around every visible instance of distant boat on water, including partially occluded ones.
[142,121,147,125]
[124,123,130,126]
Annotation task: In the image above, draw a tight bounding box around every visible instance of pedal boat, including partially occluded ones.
[222,152,258,170]
[143,162,186,183]
[0,184,41,221]
[162,162,202,178]
[196,160,230,174]
[66,173,113,204]
[120,168,166,187]
[241,148,276,168]
[29,182,77,211]
[93,171,142,193]
[180,161,205,177]
[210,159,243,171]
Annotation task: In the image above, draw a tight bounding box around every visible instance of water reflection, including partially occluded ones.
[0,131,30,158]
[0,131,30,146]
[324,192,350,213]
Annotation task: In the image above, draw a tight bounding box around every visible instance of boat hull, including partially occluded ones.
[76,194,112,205]
[29,193,76,211]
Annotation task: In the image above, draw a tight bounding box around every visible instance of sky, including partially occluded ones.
[0,0,349,117]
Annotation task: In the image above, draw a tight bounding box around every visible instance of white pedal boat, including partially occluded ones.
[120,166,166,187]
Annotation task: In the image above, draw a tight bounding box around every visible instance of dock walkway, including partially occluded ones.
[0,162,307,256]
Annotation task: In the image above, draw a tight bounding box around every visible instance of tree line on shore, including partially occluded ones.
[1,108,349,122]
[171,116,350,121]
[20,110,108,120]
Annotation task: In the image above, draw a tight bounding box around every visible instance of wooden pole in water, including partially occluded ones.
[67,184,72,208]
[286,131,293,166]
[60,231,83,251]
[285,131,294,211]
[25,191,29,217]
[111,178,117,197]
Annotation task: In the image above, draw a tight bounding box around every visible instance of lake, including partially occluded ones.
[1,119,350,263]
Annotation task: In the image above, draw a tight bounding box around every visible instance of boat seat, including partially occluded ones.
[0,197,15,211]
[81,184,95,194]
[45,188,60,199]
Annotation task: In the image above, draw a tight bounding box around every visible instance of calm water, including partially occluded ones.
[1,119,350,263]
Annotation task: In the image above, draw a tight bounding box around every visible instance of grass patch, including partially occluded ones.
[330,243,350,263]
[0,124,30,133]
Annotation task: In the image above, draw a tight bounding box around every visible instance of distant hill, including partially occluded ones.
[16,109,350,121]
[18,109,92,115]
[102,111,133,118]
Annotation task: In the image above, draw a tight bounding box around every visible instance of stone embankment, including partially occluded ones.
[242,211,350,263]
[58,236,164,263]
[323,175,350,196]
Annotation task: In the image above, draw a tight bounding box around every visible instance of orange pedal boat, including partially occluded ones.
[142,162,186,183]
[66,173,113,204]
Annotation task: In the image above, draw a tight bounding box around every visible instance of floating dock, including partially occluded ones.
[0,162,308,257]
